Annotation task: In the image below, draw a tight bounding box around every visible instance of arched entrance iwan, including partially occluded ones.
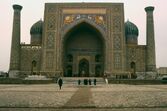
[62,20,106,77]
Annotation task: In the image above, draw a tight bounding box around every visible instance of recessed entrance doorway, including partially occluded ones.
[63,21,105,77]
[79,59,89,77]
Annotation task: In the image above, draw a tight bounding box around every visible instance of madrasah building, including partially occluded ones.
[9,3,157,79]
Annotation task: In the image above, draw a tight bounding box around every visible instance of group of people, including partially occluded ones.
[57,78,97,90]
[57,72,108,90]
[78,78,96,85]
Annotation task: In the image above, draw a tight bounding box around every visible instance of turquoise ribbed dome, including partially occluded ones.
[30,20,43,35]
[125,20,139,37]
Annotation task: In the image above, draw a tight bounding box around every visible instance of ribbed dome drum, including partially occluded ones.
[30,20,43,45]
[125,20,139,44]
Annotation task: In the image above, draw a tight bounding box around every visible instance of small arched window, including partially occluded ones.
[66,65,72,77]
[67,54,73,62]
[130,62,135,69]
[95,55,101,62]
[32,60,37,67]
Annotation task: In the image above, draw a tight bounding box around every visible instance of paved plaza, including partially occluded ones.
[0,84,167,111]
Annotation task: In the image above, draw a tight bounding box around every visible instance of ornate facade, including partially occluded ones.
[9,3,156,79]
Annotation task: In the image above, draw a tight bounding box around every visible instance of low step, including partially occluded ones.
[62,77,105,85]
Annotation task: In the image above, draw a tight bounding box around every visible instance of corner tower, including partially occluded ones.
[145,6,156,72]
[9,4,22,77]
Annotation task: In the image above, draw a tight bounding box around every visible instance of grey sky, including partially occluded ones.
[0,0,167,71]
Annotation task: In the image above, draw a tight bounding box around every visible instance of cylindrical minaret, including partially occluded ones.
[9,5,22,73]
[145,6,156,71]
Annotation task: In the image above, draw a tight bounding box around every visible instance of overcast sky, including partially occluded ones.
[0,0,167,71]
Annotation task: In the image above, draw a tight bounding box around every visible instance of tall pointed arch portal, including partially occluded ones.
[63,21,105,77]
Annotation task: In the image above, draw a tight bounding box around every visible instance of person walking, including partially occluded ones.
[104,72,108,84]
[58,77,63,90]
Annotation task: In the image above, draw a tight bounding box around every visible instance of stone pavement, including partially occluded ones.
[64,87,94,108]
[0,84,167,111]
[1,108,167,111]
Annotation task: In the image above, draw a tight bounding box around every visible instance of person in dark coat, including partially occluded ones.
[94,78,96,85]
[78,79,81,85]
[89,79,91,85]
[58,77,63,90]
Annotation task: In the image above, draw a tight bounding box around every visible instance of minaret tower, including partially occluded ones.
[9,4,22,77]
[145,6,156,72]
